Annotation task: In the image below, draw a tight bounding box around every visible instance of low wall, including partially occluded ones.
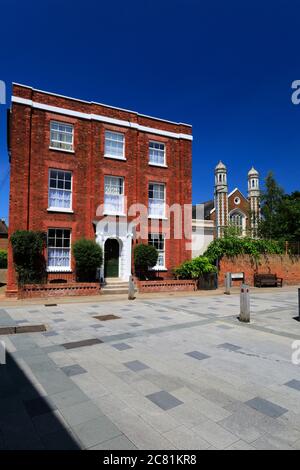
[218,255,300,286]
[18,282,100,299]
[137,279,197,293]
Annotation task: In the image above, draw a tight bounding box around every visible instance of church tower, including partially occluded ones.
[214,161,228,238]
[248,167,260,237]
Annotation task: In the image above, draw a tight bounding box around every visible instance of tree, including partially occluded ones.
[10,230,47,285]
[259,172,285,239]
[259,173,300,241]
[134,244,158,279]
[73,239,103,282]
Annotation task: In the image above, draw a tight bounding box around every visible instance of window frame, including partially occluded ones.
[49,121,74,153]
[47,228,72,272]
[104,175,125,215]
[148,182,166,219]
[149,140,166,167]
[48,169,73,213]
[104,130,126,161]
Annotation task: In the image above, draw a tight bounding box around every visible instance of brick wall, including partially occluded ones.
[7,84,192,295]
[219,255,300,286]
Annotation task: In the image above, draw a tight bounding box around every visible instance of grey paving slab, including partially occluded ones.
[60,400,104,426]
[89,434,137,450]
[185,351,210,361]
[73,416,122,448]
[112,342,132,351]
[146,390,183,410]
[124,360,149,372]
[245,397,288,418]
[49,387,89,409]
[41,429,80,450]
[61,364,87,377]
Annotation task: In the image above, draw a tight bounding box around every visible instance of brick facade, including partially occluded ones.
[7,84,192,296]
[219,255,300,286]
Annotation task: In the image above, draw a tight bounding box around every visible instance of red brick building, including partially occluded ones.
[7,83,192,296]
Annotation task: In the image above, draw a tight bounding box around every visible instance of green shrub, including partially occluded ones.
[73,239,103,282]
[134,244,158,279]
[203,236,284,263]
[10,231,47,285]
[173,256,217,280]
[0,250,7,269]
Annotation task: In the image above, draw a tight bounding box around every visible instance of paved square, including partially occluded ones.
[1,289,300,450]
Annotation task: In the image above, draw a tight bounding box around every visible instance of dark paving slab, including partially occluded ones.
[61,338,103,349]
[146,390,183,411]
[185,351,210,361]
[111,343,132,351]
[285,379,300,391]
[245,397,288,418]
[218,343,242,351]
[124,360,149,372]
[61,364,87,377]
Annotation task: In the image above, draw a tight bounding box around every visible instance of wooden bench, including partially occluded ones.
[254,273,283,288]
[231,272,245,283]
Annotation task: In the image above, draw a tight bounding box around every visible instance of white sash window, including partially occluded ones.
[104,176,124,214]
[48,169,72,211]
[149,183,165,218]
[47,229,71,271]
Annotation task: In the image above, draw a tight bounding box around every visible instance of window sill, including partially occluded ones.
[148,216,168,220]
[47,208,74,214]
[49,146,75,154]
[149,163,168,168]
[149,267,168,272]
[104,155,127,161]
[47,268,72,273]
[103,212,127,217]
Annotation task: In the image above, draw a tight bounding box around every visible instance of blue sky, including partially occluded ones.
[1,0,300,222]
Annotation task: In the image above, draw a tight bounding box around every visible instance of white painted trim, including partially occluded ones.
[46,267,72,273]
[12,82,192,127]
[104,155,127,161]
[49,147,75,154]
[47,208,74,214]
[149,163,168,168]
[12,96,193,141]
[228,187,248,201]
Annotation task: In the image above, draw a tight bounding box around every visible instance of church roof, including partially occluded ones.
[248,166,259,176]
[215,160,226,171]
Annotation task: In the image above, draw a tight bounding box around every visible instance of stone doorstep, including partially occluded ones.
[0,324,47,335]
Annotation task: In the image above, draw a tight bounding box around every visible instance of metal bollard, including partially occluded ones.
[224,272,231,295]
[239,284,250,323]
[128,275,136,300]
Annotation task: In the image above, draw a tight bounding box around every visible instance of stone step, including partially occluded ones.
[101,287,129,295]
[103,284,129,290]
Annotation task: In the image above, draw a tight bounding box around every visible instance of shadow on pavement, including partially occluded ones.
[0,352,81,450]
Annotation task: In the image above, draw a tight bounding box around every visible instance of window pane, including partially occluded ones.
[104,131,124,158]
[148,183,165,217]
[149,141,165,165]
[50,121,74,151]
[47,229,71,269]
[48,170,72,209]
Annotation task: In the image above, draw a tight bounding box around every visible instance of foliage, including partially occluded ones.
[0,250,7,269]
[259,172,285,239]
[10,231,47,285]
[134,244,158,278]
[203,235,284,263]
[173,256,217,280]
[73,239,103,282]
